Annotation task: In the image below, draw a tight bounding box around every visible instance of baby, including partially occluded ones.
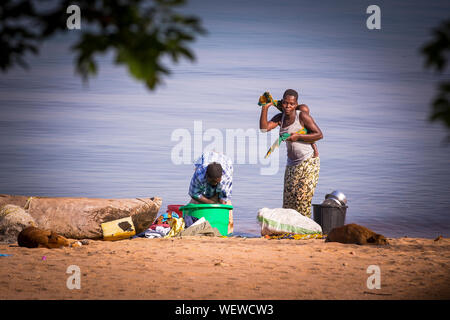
[297,104,319,158]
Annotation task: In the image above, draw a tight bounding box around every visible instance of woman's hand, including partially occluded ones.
[194,196,216,204]
[286,133,301,142]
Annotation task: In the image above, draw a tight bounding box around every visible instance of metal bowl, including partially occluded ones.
[321,198,342,207]
[325,190,347,206]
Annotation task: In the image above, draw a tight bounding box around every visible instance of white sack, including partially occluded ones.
[257,207,322,236]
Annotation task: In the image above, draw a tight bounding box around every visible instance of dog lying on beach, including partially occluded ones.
[17,226,87,249]
[325,223,389,245]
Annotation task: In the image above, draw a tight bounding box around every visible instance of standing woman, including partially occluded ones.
[259,89,323,217]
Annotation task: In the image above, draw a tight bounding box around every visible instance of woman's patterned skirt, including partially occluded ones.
[283,156,320,218]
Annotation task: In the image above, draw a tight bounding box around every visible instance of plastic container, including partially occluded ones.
[312,204,347,234]
[166,205,184,217]
[179,203,233,236]
[101,216,136,241]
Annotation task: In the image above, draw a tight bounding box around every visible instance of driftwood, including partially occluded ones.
[0,195,162,240]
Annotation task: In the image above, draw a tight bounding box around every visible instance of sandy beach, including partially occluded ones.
[0,236,449,300]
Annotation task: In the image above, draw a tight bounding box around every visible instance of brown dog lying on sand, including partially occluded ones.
[325,223,389,245]
[17,226,87,249]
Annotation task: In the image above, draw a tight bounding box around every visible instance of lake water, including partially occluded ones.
[1,0,449,238]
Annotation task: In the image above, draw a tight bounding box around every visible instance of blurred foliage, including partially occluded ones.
[421,19,450,138]
[0,0,206,89]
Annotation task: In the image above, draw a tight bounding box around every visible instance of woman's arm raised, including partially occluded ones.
[259,103,282,132]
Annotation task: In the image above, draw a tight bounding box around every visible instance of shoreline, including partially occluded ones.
[1,236,449,300]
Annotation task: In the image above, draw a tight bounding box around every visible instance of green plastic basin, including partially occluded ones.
[179,203,233,236]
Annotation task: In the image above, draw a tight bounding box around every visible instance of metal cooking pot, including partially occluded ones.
[325,190,347,206]
[321,197,342,207]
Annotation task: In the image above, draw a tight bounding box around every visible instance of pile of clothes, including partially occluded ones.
[132,212,222,239]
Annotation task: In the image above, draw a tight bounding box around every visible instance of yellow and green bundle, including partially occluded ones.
[264,128,309,159]
[258,91,282,111]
